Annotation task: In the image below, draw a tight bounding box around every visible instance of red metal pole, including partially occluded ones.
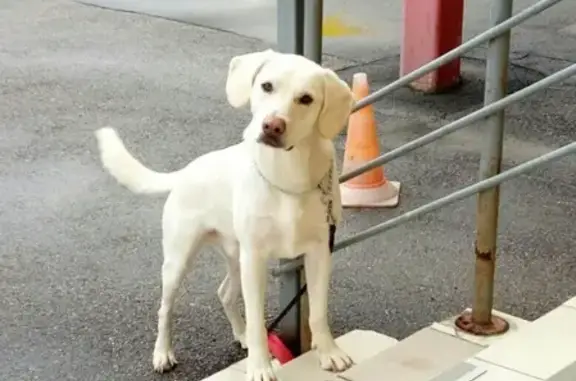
[400,0,465,93]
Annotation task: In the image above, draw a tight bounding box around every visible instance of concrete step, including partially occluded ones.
[382,296,576,381]
[201,329,398,381]
[201,296,576,381]
[274,329,398,381]
[467,296,576,381]
[337,308,529,381]
[338,325,484,381]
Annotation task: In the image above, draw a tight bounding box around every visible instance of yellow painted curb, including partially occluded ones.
[322,15,365,37]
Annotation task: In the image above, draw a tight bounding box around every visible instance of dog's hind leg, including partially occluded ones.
[153,216,204,373]
[217,240,246,348]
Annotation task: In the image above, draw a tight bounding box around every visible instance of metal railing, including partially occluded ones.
[275,0,574,352]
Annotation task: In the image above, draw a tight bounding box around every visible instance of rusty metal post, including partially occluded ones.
[456,0,513,335]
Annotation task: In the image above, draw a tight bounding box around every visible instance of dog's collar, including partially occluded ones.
[253,161,317,196]
[253,160,330,196]
[253,160,337,224]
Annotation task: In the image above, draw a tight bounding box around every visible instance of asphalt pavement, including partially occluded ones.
[1,1,575,381]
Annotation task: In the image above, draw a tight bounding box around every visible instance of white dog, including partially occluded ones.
[95,49,355,381]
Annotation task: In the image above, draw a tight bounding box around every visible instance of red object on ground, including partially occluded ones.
[400,0,465,92]
[267,332,295,365]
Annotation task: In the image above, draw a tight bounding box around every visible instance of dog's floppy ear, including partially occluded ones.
[225,49,275,108]
[317,69,355,139]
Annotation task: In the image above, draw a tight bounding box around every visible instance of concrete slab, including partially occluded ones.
[328,329,399,364]
[202,366,246,381]
[75,0,576,61]
[228,357,282,373]
[475,305,576,380]
[430,308,529,348]
[225,329,398,380]
[74,0,401,61]
[562,296,576,310]
[464,359,541,381]
[427,362,487,381]
[559,23,576,36]
[338,327,483,381]
[548,360,576,381]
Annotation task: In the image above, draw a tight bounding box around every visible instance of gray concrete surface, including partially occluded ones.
[1,1,575,381]
[76,0,576,61]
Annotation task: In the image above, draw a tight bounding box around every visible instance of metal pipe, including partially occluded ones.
[298,0,323,352]
[304,0,323,63]
[340,63,576,183]
[352,0,563,112]
[276,0,306,355]
[471,0,513,328]
[335,142,576,251]
[274,141,576,276]
[277,0,304,55]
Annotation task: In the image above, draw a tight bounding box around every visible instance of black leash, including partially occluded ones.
[267,224,336,332]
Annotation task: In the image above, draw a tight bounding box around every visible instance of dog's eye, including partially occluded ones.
[261,82,273,93]
[297,94,314,105]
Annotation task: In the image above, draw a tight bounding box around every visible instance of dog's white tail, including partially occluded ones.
[95,127,183,195]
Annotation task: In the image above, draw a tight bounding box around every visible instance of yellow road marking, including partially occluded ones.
[322,15,365,37]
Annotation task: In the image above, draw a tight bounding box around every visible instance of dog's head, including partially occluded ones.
[225,49,354,150]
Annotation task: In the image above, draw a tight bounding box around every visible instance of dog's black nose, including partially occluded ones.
[262,116,286,137]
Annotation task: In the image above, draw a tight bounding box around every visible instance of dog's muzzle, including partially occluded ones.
[258,116,286,149]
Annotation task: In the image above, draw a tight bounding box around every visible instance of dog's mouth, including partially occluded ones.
[257,133,283,149]
[256,134,294,151]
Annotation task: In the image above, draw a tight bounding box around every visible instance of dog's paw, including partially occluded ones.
[246,355,278,381]
[317,345,354,372]
[153,349,177,373]
[245,364,278,381]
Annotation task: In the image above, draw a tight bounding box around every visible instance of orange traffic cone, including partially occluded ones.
[340,72,400,208]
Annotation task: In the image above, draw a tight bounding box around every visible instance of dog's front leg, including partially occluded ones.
[240,247,276,381]
[304,242,353,372]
